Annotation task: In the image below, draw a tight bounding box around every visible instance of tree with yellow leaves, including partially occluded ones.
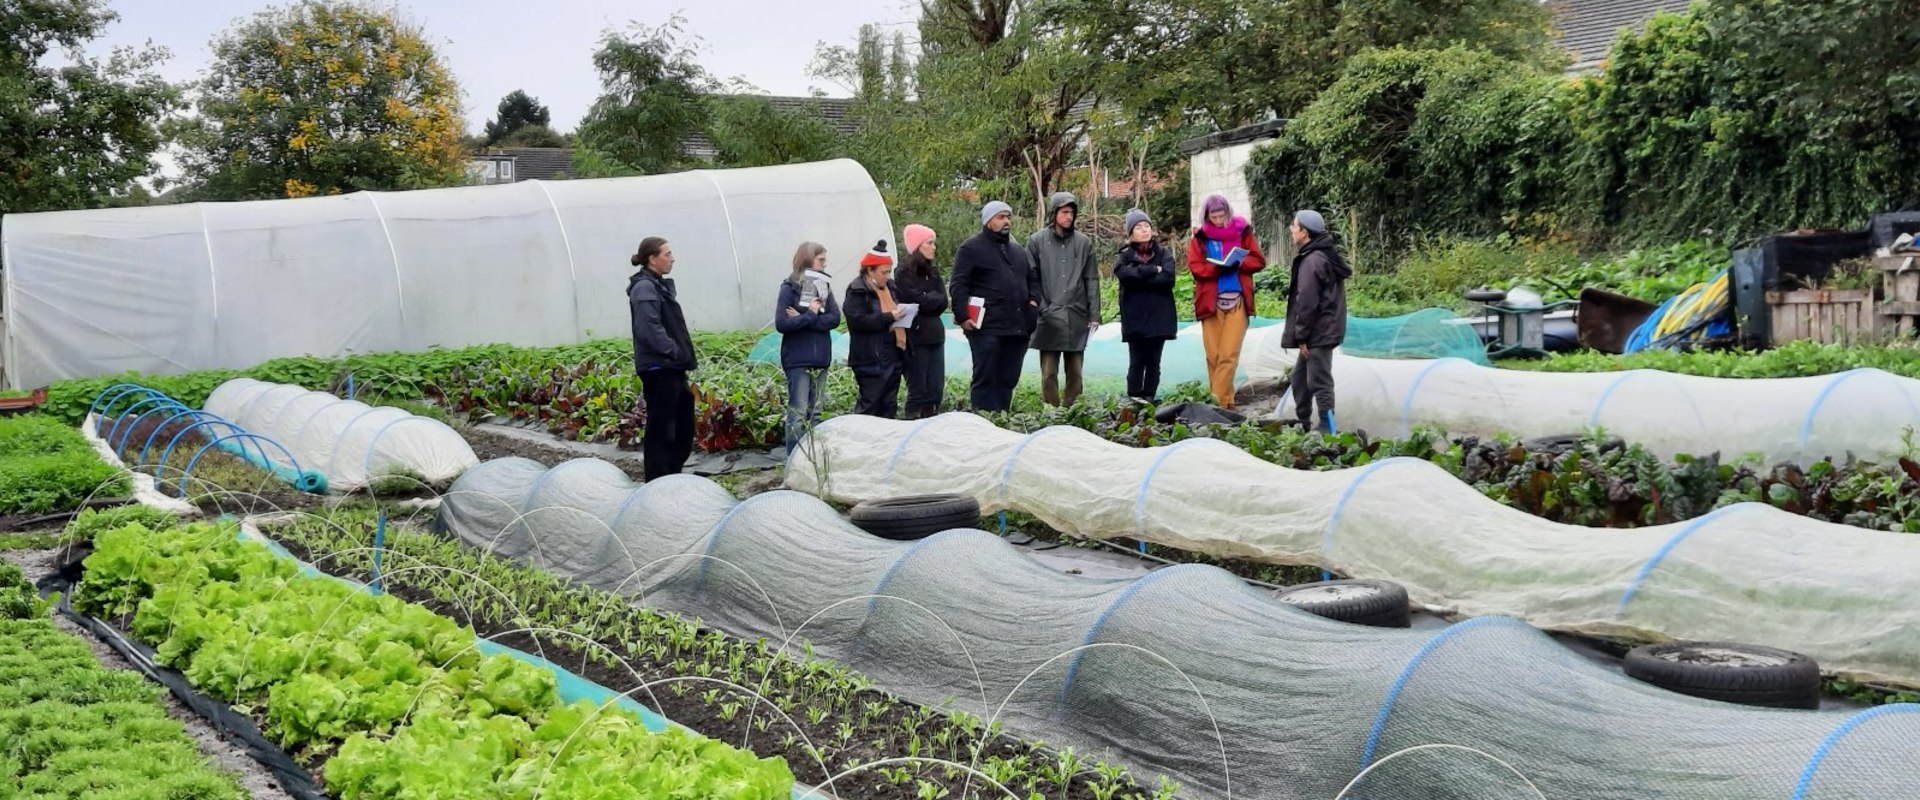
[178,1,466,200]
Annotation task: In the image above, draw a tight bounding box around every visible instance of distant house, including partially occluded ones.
[1551,0,1694,73]
[467,95,859,184]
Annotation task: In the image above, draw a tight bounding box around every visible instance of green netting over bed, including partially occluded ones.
[747,308,1488,383]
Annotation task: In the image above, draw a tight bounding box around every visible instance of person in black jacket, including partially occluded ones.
[948,201,1040,412]
[775,241,841,454]
[844,240,907,418]
[1282,209,1352,433]
[892,224,949,419]
[1113,209,1177,401]
[627,236,697,480]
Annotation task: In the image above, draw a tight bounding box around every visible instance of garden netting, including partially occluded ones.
[204,378,476,491]
[439,456,1920,800]
[1241,328,1920,464]
[746,308,1489,382]
[787,413,1920,689]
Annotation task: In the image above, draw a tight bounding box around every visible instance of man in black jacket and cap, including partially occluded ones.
[1282,209,1351,433]
[949,200,1041,412]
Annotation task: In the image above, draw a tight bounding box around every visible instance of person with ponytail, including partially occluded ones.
[626,237,697,479]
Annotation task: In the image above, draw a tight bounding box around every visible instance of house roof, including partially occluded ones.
[1551,0,1693,72]
[1178,119,1287,156]
[496,147,575,181]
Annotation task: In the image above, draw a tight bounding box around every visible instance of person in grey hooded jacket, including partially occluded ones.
[1024,191,1101,406]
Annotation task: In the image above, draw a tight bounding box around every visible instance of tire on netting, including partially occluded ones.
[1275,579,1411,627]
[1623,641,1822,710]
[848,494,981,541]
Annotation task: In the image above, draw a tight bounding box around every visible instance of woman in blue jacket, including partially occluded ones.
[775,241,841,453]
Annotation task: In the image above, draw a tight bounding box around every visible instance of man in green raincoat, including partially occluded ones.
[1024,191,1101,406]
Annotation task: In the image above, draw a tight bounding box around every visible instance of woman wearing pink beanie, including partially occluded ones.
[892,224,949,418]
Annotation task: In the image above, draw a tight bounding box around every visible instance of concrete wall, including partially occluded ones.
[1188,139,1272,227]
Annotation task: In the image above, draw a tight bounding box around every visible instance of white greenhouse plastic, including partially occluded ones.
[1241,327,1920,463]
[438,456,1920,800]
[204,378,476,491]
[787,413,1920,687]
[0,159,892,389]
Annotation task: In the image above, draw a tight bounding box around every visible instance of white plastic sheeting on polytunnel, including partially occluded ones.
[436,456,1920,800]
[0,159,892,389]
[786,412,1920,687]
[204,378,476,491]
[1240,327,1920,463]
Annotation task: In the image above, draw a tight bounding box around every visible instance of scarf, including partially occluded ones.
[1201,215,1250,245]
[876,279,906,349]
[1132,240,1154,257]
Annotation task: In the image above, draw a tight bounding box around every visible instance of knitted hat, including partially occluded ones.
[859,239,893,270]
[903,224,936,254]
[1293,209,1327,234]
[981,200,1013,226]
[1122,208,1151,237]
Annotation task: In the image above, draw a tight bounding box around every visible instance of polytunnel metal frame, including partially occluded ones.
[434,455,1920,800]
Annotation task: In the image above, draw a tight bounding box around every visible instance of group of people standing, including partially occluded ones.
[624,193,1350,479]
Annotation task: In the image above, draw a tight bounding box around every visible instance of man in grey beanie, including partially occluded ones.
[949,200,1041,411]
[1025,191,1101,406]
[1282,209,1351,433]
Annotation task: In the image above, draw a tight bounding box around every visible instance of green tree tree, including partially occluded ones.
[180,0,467,199]
[574,16,712,176]
[494,125,567,149]
[706,91,841,167]
[1060,0,1554,129]
[0,0,181,215]
[482,89,552,145]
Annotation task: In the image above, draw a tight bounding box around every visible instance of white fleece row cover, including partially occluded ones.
[204,378,476,491]
[439,456,1920,800]
[1240,326,1920,464]
[787,412,1920,688]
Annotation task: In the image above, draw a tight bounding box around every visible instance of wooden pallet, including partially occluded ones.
[1878,254,1920,336]
[1767,289,1875,345]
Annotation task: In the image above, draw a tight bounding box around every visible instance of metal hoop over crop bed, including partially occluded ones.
[439,456,1920,800]
[86,383,323,495]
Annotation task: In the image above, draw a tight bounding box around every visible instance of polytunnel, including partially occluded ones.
[1241,327,1920,464]
[786,412,1920,687]
[437,456,1920,800]
[204,378,476,491]
[747,308,1489,384]
[0,159,892,389]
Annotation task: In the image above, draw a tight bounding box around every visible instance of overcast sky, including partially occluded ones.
[94,0,921,134]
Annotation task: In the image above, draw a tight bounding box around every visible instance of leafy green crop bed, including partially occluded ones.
[0,415,128,517]
[0,563,247,799]
[70,519,795,799]
[263,506,1177,800]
